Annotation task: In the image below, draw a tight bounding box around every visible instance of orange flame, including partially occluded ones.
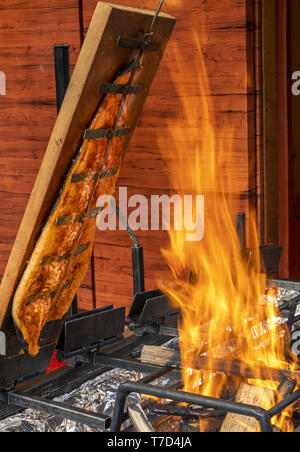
[159,32,297,431]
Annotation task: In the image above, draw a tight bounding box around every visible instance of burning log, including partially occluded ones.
[220,383,275,432]
[141,346,298,432]
[221,376,297,432]
[141,346,180,367]
[128,403,155,433]
[140,345,300,385]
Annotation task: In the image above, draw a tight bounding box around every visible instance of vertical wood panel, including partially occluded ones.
[0,1,263,313]
[277,0,290,278]
[81,0,262,311]
[0,1,81,286]
[262,0,278,246]
[289,0,300,279]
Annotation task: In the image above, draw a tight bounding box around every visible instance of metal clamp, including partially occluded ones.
[116,36,160,52]
[83,127,131,140]
[99,82,144,95]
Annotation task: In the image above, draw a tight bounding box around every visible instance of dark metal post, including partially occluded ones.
[114,205,145,295]
[54,45,70,113]
[131,246,145,295]
[236,212,246,251]
[54,45,77,316]
[110,380,274,432]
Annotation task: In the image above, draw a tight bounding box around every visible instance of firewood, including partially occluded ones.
[128,403,155,433]
[220,383,275,432]
[220,376,294,433]
[140,345,300,385]
[141,346,181,367]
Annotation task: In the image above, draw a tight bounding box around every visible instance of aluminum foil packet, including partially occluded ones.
[0,338,180,432]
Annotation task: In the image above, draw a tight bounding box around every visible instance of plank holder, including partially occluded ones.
[70,167,118,183]
[116,36,160,52]
[40,242,90,267]
[55,206,104,227]
[56,305,125,360]
[99,82,144,95]
[83,127,131,140]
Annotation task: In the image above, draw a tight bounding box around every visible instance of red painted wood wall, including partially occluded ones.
[0,0,263,312]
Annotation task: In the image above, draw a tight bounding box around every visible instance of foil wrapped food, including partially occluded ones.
[0,283,298,433]
[0,368,142,432]
[0,339,180,432]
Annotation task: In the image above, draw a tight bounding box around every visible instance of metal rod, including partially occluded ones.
[54,45,70,114]
[267,388,300,417]
[114,205,139,247]
[113,203,145,294]
[95,353,181,379]
[132,246,145,295]
[110,381,273,432]
[138,367,173,384]
[147,0,165,36]
[236,212,246,251]
[54,44,78,317]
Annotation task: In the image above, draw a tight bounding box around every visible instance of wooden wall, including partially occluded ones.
[0,0,263,313]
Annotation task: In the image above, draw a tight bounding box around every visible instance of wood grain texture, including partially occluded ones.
[288,0,300,279]
[82,0,263,311]
[0,1,263,315]
[0,1,175,336]
[220,383,275,432]
[0,0,82,327]
[262,0,278,247]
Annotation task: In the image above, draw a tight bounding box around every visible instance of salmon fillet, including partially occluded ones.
[12,70,137,356]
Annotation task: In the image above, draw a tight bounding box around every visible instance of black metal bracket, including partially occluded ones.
[83,127,131,140]
[54,45,70,114]
[236,213,283,276]
[99,82,144,95]
[127,290,180,333]
[54,44,79,318]
[116,36,160,52]
[56,305,125,362]
[0,343,56,392]
[110,367,300,432]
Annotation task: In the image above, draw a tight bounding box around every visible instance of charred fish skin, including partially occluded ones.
[12,69,139,356]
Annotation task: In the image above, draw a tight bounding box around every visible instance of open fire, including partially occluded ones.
[159,35,298,432]
[1,0,300,435]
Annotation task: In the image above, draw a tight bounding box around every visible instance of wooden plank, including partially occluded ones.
[0,0,81,289]
[140,346,300,385]
[0,0,264,315]
[78,0,263,312]
[289,0,300,279]
[0,2,176,332]
[128,403,155,432]
[220,383,275,432]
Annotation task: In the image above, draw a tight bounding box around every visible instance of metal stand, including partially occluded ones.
[114,205,145,295]
[54,45,78,317]
[110,369,300,433]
